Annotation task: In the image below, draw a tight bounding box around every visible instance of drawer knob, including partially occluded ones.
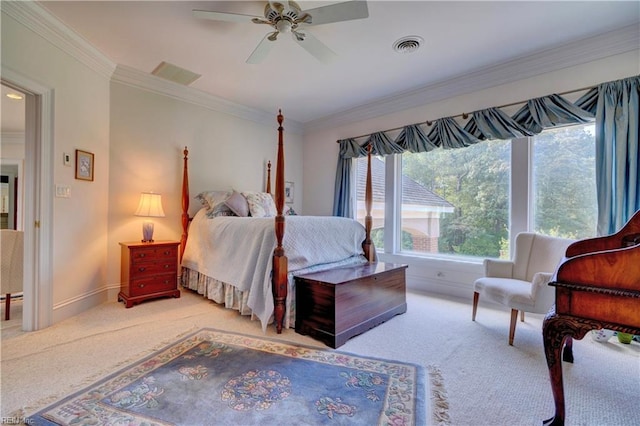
[139,253,146,258]
[163,250,171,255]
[138,267,146,272]
[164,264,170,269]
[139,284,145,288]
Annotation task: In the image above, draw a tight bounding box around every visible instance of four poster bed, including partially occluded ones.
[180,110,405,339]
[180,112,375,333]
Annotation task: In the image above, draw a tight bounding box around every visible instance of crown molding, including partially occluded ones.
[302,24,640,134]
[5,2,635,137]
[3,1,303,134]
[1,1,116,79]
[111,65,304,134]
[1,132,25,145]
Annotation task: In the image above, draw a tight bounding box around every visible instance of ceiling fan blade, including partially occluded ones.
[193,9,261,24]
[247,33,277,64]
[280,1,295,17]
[269,1,290,13]
[302,1,369,26]
[293,31,337,64]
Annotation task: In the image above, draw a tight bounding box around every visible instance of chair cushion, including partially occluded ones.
[474,277,534,309]
[512,233,573,282]
[1,229,24,294]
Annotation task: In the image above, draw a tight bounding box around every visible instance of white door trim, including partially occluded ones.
[2,66,54,331]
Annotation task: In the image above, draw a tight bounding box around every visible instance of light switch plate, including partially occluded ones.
[55,185,71,198]
[63,152,71,166]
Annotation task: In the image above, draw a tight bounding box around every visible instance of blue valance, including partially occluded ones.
[511,94,593,133]
[333,75,640,231]
[465,107,534,140]
[396,124,437,153]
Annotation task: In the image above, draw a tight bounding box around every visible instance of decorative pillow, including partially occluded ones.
[225,190,249,217]
[242,192,277,218]
[195,190,231,209]
[205,203,236,218]
[196,190,241,218]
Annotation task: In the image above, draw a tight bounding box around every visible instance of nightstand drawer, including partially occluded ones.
[131,246,178,263]
[130,260,177,277]
[129,274,177,296]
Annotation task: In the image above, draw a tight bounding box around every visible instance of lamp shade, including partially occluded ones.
[135,192,165,217]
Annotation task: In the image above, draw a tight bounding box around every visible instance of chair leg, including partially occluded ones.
[4,294,11,321]
[509,309,518,345]
[520,311,525,322]
[472,292,479,321]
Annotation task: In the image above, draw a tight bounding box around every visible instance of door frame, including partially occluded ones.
[2,67,54,331]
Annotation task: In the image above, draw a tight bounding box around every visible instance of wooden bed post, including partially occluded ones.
[362,144,376,262]
[180,146,189,265]
[272,110,288,334]
[266,161,272,194]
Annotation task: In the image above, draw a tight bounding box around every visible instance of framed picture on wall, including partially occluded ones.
[75,149,94,181]
[285,181,294,204]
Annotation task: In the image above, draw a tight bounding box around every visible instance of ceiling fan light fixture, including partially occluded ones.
[194,0,370,64]
[276,19,293,33]
[393,36,424,54]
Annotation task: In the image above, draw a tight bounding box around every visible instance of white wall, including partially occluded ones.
[302,51,640,298]
[1,6,112,322]
[0,134,25,158]
[107,82,304,292]
[2,1,305,326]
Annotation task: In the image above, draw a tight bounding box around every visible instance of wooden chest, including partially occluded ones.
[118,241,181,308]
[294,262,407,348]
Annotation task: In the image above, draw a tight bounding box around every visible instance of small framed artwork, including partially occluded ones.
[285,181,294,204]
[75,149,94,181]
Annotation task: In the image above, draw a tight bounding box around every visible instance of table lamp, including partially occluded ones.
[135,192,165,242]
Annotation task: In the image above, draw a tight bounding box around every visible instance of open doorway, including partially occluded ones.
[1,82,26,333]
[1,72,54,333]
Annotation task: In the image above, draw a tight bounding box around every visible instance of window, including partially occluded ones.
[401,140,510,258]
[532,124,597,239]
[354,122,597,261]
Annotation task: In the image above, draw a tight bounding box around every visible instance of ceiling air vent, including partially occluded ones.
[151,61,201,86]
[393,36,424,54]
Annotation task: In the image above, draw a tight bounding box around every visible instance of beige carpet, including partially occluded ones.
[2,289,638,425]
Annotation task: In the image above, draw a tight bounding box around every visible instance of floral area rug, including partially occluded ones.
[27,328,427,425]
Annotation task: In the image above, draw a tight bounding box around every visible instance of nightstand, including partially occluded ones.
[118,240,181,308]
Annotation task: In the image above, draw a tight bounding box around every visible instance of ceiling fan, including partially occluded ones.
[193,1,369,64]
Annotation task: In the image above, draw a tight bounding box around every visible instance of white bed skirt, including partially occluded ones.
[181,267,297,328]
[181,254,368,331]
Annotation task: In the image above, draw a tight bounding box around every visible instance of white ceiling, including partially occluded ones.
[4,1,640,133]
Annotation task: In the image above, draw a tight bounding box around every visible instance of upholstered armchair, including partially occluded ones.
[1,229,24,321]
[472,232,573,345]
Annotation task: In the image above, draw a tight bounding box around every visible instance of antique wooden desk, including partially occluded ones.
[542,211,640,426]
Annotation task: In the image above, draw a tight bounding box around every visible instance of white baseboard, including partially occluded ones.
[52,285,117,323]
[407,277,472,300]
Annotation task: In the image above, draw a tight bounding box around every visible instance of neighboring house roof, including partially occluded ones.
[356,157,454,208]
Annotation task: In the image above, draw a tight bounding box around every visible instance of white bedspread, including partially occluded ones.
[181,209,367,329]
